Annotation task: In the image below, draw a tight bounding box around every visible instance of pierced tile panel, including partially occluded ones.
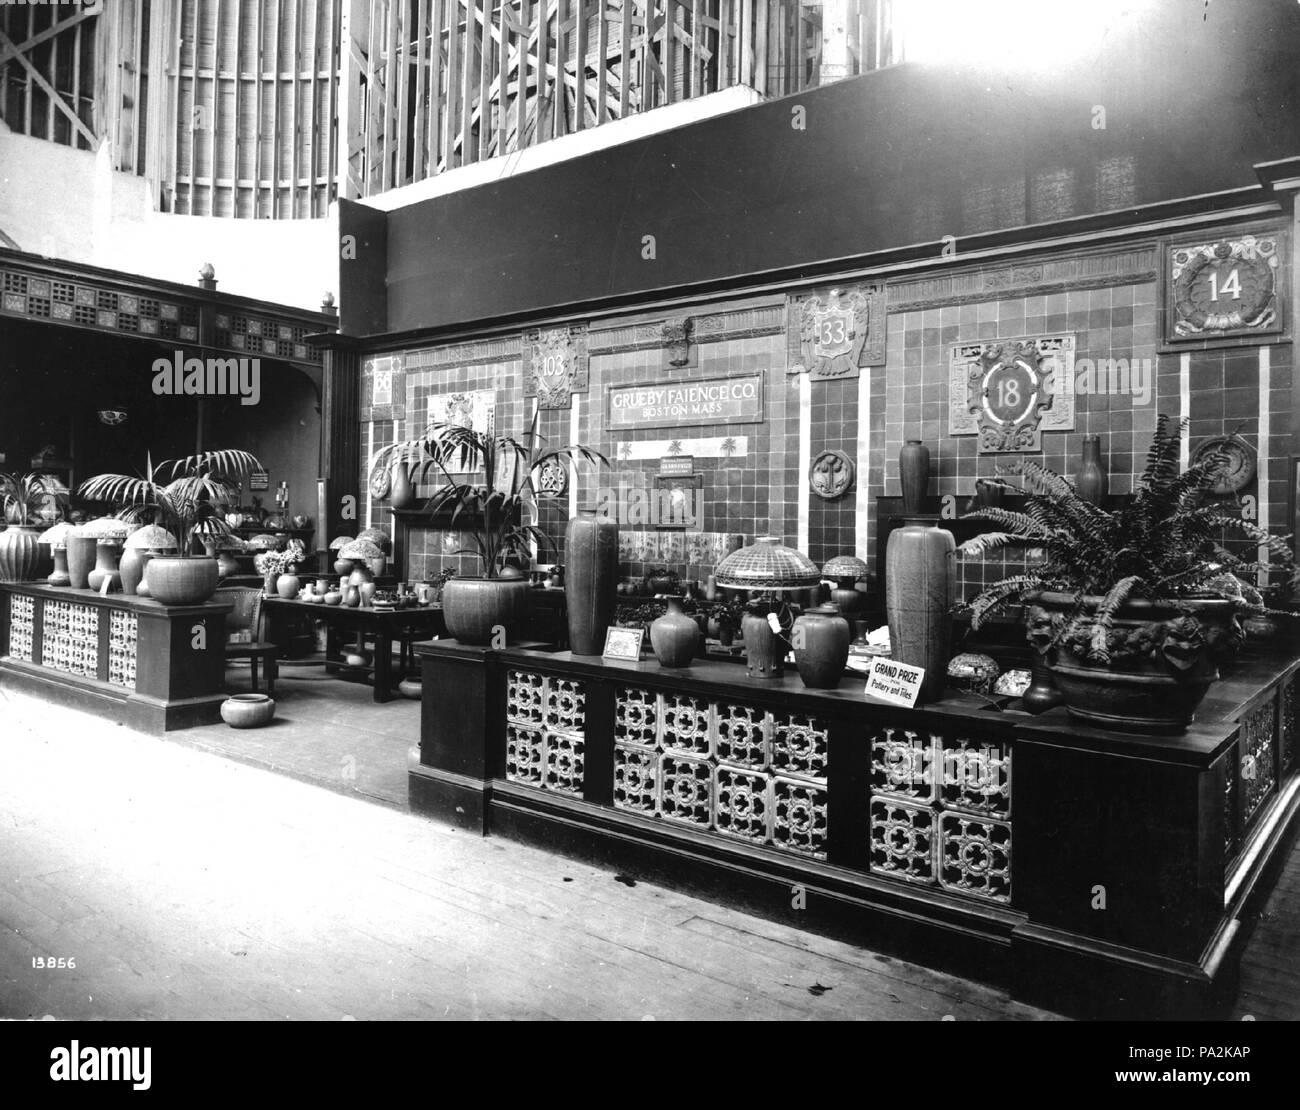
[1281,674,1297,776]
[870,798,936,885]
[545,731,585,795]
[714,704,767,768]
[770,712,829,779]
[661,754,713,827]
[773,777,829,857]
[660,695,711,757]
[614,688,658,749]
[614,745,659,813]
[506,723,547,786]
[1240,699,1276,832]
[546,678,586,734]
[40,600,99,678]
[938,813,1012,903]
[940,736,1011,818]
[714,766,770,845]
[8,594,34,662]
[108,609,138,689]
[506,670,546,727]
[870,726,937,804]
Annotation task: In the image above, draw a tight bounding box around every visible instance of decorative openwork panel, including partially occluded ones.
[8,594,34,662]
[613,746,659,814]
[1224,749,1238,860]
[107,610,138,689]
[614,688,658,749]
[505,671,585,796]
[939,814,1012,902]
[609,687,828,858]
[40,600,99,679]
[661,754,713,827]
[1282,674,1298,776]
[660,696,712,757]
[870,799,937,885]
[869,726,1012,902]
[715,704,767,767]
[1240,700,1277,832]
[871,727,937,804]
[771,713,830,779]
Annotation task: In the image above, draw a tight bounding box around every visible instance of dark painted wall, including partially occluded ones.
[348,0,1300,338]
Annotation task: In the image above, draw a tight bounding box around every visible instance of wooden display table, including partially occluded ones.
[0,582,233,733]
[411,639,1300,1018]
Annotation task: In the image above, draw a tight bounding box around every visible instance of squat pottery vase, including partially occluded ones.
[334,558,355,576]
[0,525,41,583]
[276,573,301,599]
[87,541,122,593]
[649,598,700,668]
[441,576,528,644]
[564,510,619,655]
[220,693,276,729]
[741,609,784,679]
[359,581,377,607]
[899,440,931,517]
[792,605,852,689]
[146,557,220,605]
[885,523,955,702]
[343,583,361,608]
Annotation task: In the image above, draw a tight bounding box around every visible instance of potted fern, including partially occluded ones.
[959,417,1295,732]
[78,450,261,604]
[369,415,604,644]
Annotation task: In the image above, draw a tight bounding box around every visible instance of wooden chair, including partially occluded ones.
[220,587,278,695]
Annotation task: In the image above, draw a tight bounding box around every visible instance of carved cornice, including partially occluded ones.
[402,336,524,369]
[588,305,785,354]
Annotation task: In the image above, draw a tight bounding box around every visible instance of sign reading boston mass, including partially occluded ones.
[607,374,764,431]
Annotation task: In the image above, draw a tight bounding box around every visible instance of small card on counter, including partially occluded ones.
[864,657,924,707]
[602,627,645,661]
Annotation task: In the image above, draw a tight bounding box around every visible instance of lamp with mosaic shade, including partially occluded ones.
[713,536,820,678]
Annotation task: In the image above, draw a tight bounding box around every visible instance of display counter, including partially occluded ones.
[411,639,1300,1018]
[0,582,232,733]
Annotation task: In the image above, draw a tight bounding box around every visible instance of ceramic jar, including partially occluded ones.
[0,525,41,583]
[359,581,377,607]
[1076,435,1108,505]
[343,583,361,608]
[792,605,851,689]
[390,461,416,510]
[649,598,700,667]
[47,545,71,587]
[220,693,276,729]
[741,609,784,679]
[564,510,618,655]
[277,573,301,599]
[87,541,123,593]
[65,534,96,589]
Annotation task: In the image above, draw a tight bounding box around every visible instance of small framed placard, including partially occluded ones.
[658,455,695,476]
[249,468,270,492]
[602,627,645,661]
[864,657,925,708]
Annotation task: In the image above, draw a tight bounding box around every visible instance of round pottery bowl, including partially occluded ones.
[398,678,423,699]
[220,693,276,729]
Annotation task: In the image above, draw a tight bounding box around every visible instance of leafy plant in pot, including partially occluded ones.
[959,417,1296,732]
[78,450,262,605]
[0,470,69,582]
[369,415,605,644]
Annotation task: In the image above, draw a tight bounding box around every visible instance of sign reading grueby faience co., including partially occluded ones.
[787,284,886,379]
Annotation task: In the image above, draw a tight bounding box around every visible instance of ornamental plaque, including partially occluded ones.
[787,284,886,379]
[948,336,1076,453]
[523,326,589,408]
[1167,233,1284,342]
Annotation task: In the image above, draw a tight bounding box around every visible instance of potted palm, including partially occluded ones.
[369,416,604,644]
[78,449,261,604]
[959,416,1296,732]
[0,470,68,581]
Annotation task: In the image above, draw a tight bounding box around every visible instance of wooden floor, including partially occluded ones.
[0,681,1059,1021]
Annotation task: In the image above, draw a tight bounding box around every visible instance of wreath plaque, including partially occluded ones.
[1167,234,1283,342]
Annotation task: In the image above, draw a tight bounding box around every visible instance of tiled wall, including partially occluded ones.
[354,224,1292,604]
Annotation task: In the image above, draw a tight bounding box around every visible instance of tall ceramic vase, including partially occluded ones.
[899,440,931,517]
[48,546,71,587]
[564,510,619,655]
[120,547,147,596]
[741,608,784,679]
[66,534,97,590]
[87,542,123,593]
[0,525,40,582]
[390,460,416,511]
[1076,435,1107,505]
[885,523,955,702]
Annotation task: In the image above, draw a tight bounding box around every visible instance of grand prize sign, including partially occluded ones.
[607,373,764,431]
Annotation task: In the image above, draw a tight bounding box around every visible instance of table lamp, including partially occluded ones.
[713,536,820,678]
[821,554,870,615]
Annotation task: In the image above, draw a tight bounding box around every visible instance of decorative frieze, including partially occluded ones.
[587,304,785,354]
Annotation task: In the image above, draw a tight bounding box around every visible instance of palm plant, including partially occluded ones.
[958,416,1294,660]
[78,449,262,557]
[1,470,68,525]
[369,414,606,577]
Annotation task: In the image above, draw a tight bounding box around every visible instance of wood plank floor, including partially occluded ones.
[1229,819,1300,1021]
[0,683,1059,1021]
